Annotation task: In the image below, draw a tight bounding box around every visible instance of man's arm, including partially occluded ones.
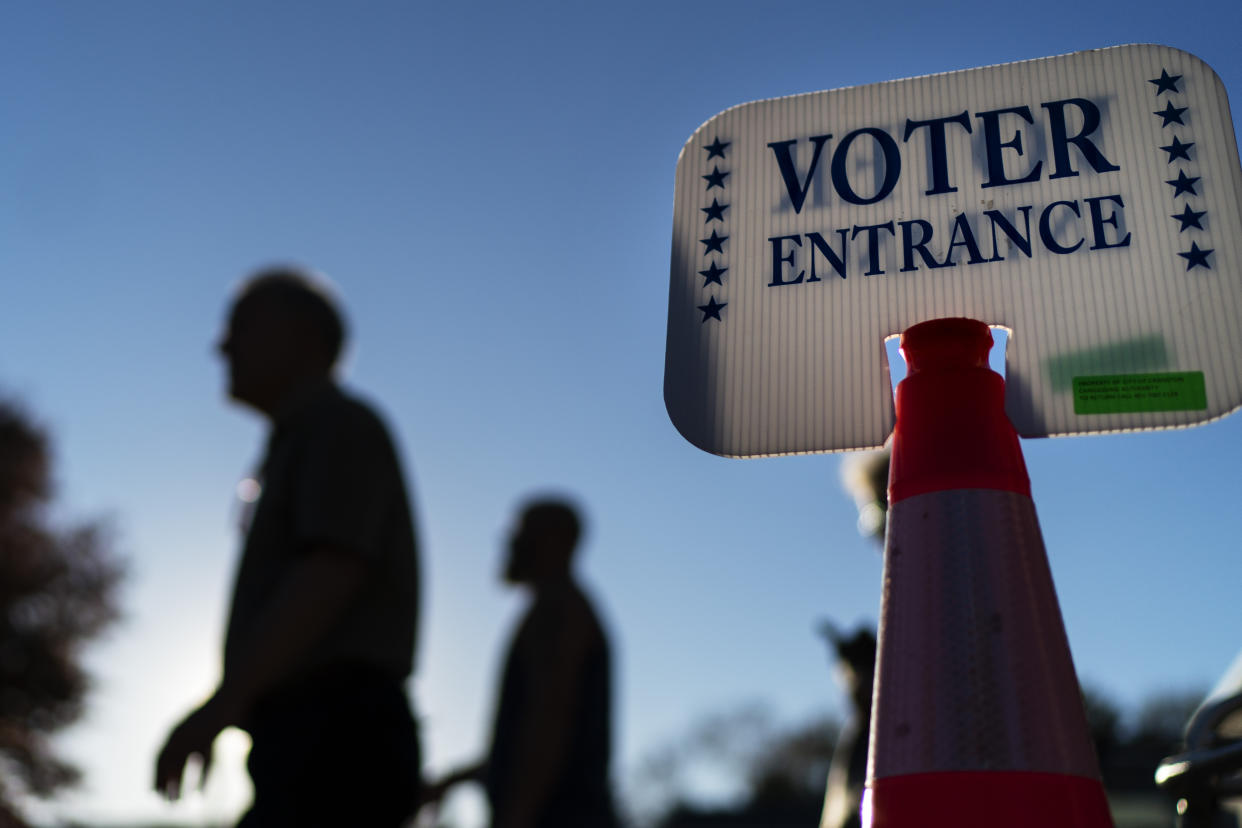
[154,545,366,799]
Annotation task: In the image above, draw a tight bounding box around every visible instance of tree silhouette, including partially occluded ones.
[0,397,123,825]
[631,705,838,828]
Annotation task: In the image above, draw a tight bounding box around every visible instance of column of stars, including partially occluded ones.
[698,137,730,322]
[1151,68,1213,271]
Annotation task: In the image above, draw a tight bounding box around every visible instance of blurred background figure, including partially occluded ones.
[423,497,619,828]
[0,398,123,827]
[816,445,888,828]
[817,622,876,828]
[154,267,423,826]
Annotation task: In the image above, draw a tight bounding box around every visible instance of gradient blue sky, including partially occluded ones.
[4,2,1242,825]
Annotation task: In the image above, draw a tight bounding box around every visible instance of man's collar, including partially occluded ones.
[270,376,338,428]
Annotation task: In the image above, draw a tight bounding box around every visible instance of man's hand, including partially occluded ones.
[154,550,363,802]
[153,697,232,800]
[415,762,484,820]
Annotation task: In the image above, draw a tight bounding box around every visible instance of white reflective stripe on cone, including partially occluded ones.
[868,488,1099,782]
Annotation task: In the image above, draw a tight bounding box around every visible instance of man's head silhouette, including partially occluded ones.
[217,267,346,417]
[504,499,582,586]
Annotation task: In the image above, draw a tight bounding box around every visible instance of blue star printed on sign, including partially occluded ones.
[700,229,728,254]
[1149,69,1182,95]
[702,166,729,190]
[698,261,727,286]
[1159,136,1195,163]
[698,296,726,322]
[1179,242,1213,270]
[701,198,729,223]
[1171,204,1207,232]
[1166,170,1201,197]
[704,137,730,160]
[1154,101,1189,127]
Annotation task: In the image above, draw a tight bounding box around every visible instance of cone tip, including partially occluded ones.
[900,318,993,374]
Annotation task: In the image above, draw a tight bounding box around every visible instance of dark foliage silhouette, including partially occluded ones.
[632,705,837,828]
[0,397,123,825]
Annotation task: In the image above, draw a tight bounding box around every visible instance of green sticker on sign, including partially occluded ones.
[1073,372,1207,415]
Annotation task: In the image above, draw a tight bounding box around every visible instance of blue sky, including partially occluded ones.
[3,2,1242,825]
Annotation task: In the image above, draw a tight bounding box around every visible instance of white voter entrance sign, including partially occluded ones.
[664,44,1242,456]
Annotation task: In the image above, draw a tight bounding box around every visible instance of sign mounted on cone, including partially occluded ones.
[664,44,1242,456]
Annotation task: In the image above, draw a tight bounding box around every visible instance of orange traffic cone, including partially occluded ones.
[863,318,1113,827]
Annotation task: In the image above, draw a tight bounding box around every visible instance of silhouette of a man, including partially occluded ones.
[155,267,421,826]
[425,498,618,828]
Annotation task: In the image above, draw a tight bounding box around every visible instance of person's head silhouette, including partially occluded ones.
[503,499,582,587]
[216,267,346,417]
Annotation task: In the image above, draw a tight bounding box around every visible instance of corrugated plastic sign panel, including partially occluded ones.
[664,45,1242,457]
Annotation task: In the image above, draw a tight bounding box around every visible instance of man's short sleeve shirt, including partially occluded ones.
[224,383,420,684]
